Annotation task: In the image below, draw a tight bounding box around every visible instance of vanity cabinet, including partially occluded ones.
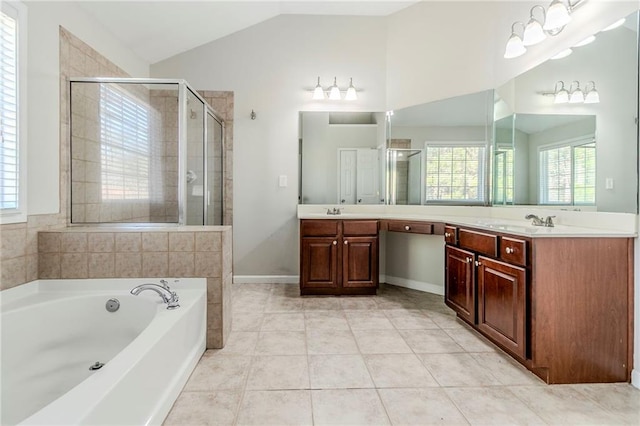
[445,224,632,384]
[300,219,378,295]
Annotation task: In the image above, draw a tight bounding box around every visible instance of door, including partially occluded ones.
[477,256,526,359]
[338,149,357,204]
[342,236,378,288]
[356,148,379,204]
[301,237,339,289]
[445,245,476,324]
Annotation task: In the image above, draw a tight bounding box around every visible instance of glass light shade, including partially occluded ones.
[554,89,569,104]
[504,33,526,58]
[312,77,325,100]
[328,77,341,100]
[345,78,357,100]
[584,89,600,104]
[602,18,625,31]
[523,19,547,46]
[569,88,584,103]
[573,35,596,48]
[543,0,571,31]
[550,48,572,60]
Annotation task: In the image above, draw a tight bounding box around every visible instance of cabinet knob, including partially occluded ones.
[404,225,411,231]
[445,232,451,238]
[475,260,481,267]
[344,240,348,245]
[333,241,337,246]
[505,247,514,254]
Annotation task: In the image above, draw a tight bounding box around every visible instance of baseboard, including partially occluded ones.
[383,275,444,296]
[233,275,299,284]
[632,369,640,389]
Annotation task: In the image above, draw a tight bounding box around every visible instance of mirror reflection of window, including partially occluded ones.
[425,143,486,203]
[494,147,514,204]
[539,138,595,206]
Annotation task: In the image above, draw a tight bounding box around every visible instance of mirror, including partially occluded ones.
[494,10,638,213]
[299,111,386,204]
[388,90,494,205]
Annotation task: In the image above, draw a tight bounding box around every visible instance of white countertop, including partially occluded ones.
[297,205,638,238]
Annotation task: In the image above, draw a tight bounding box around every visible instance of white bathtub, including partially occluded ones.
[0,278,206,425]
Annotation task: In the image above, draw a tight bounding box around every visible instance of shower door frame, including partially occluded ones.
[68,77,225,226]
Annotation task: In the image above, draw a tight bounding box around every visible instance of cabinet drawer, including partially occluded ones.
[387,221,433,235]
[301,220,339,237]
[444,226,457,244]
[459,229,498,257]
[499,236,527,266]
[343,220,378,236]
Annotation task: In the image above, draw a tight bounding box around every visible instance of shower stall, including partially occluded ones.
[68,78,224,225]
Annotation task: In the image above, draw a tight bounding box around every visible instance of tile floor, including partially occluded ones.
[164,283,640,425]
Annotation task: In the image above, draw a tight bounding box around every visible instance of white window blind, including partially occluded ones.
[539,139,595,205]
[425,144,486,203]
[100,84,151,200]
[0,8,18,210]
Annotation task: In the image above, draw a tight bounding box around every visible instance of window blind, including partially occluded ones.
[539,140,595,205]
[0,9,18,210]
[99,84,151,200]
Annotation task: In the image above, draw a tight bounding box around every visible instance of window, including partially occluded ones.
[493,147,514,204]
[0,1,26,223]
[99,84,151,200]
[539,138,595,205]
[424,143,486,203]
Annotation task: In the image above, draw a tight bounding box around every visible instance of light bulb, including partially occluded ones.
[312,76,324,100]
[329,77,341,100]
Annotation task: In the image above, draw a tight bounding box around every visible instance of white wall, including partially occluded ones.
[152,14,387,276]
[25,1,149,215]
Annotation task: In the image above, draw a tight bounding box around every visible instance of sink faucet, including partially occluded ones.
[326,207,341,215]
[525,214,555,227]
[131,283,180,309]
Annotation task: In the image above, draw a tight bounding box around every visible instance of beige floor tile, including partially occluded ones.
[163,390,242,426]
[265,296,304,312]
[255,331,307,355]
[428,311,468,329]
[306,329,360,355]
[233,283,272,292]
[246,355,309,390]
[184,354,252,391]
[364,354,439,388]
[383,309,440,330]
[311,389,390,425]
[345,310,395,330]
[353,329,413,354]
[261,312,305,331]
[214,332,259,355]
[399,329,465,354]
[575,383,640,420]
[446,386,546,425]
[378,388,469,425]
[444,327,497,353]
[302,296,342,310]
[375,298,419,310]
[231,311,263,331]
[308,354,374,389]
[471,352,542,386]
[420,353,501,387]
[232,293,269,313]
[236,390,312,426]
[305,310,350,330]
[339,297,379,310]
[510,385,631,425]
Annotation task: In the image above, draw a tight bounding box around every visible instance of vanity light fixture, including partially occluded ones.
[504,0,585,59]
[602,17,626,31]
[310,77,358,101]
[550,48,573,60]
[553,81,570,104]
[584,81,600,104]
[568,81,584,103]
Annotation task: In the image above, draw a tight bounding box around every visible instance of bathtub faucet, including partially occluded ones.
[130,283,180,310]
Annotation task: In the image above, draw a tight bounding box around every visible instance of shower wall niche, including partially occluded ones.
[69,78,224,225]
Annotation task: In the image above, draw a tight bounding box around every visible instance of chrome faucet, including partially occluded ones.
[130,283,180,309]
[525,214,555,227]
[326,207,341,215]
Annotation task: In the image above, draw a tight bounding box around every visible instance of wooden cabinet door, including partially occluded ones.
[301,237,339,289]
[342,236,378,288]
[477,256,526,359]
[445,245,475,324]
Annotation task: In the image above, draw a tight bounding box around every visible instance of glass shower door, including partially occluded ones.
[185,89,205,225]
[206,110,223,225]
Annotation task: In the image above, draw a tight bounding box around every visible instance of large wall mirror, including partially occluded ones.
[299,111,386,204]
[495,10,638,213]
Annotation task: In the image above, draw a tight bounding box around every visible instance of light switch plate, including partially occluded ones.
[605,178,614,190]
[279,175,288,187]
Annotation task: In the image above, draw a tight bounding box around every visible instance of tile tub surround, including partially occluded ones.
[38,226,233,349]
[163,282,640,425]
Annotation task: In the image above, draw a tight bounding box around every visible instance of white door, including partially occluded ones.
[356,148,379,204]
[339,149,357,204]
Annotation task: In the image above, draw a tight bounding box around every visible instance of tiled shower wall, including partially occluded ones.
[0,27,235,348]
